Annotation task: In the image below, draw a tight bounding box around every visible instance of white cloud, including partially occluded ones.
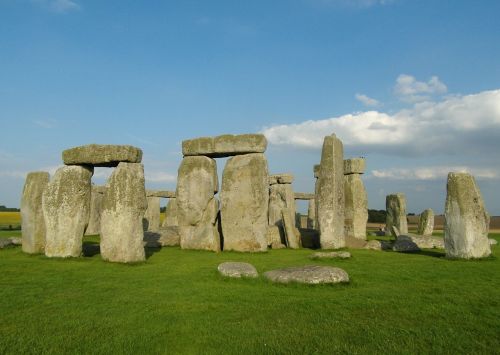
[355,93,380,107]
[394,74,447,103]
[262,89,500,157]
[33,0,80,13]
[371,166,499,181]
[145,171,177,183]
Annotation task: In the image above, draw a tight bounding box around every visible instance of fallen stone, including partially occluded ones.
[490,239,498,245]
[182,134,267,158]
[21,171,49,254]
[417,208,434,236]
[84,185,106,236]
[317,134,345,249]
[9,237,22,245]
[62,144,142,167]
[220,153,269,252]
[218,262,259,278]
[444,172,491,259]
[0,239,14,249]
[264,265,349,284]
[393,235,421,253]
[309,251,351,259]
[294,192,315,200]
[363,240,383,251]
[146,190,176,198]
[404,233,444,249]
[386,193,408,237]
[43,165,93,258]
[100,162,147,263]
[345,236,368,249]
[344,173,368,240]
[343,158,365,175]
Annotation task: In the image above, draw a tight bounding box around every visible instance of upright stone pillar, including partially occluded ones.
[100,162,147,263]
[144,196,161,232]
[344,158,368,240]
[444,173,491,259]
[85,185,106,235]
[386,193,408,237]
[177,156,220,251]
[21,172,50,254]
[417,208,434,236]
[221,153,269,252]
[162,198,178,228]
[307,198,316,229]
[317,134,345,249]
[313,164,320,230]
[43,166,93,257]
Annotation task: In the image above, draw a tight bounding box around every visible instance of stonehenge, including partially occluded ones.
[343,158,368,241]
[417,208,434,236]
[85,185,106,235]
[385,193,408,237]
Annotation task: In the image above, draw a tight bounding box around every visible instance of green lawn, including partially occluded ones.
[0,234,498,354]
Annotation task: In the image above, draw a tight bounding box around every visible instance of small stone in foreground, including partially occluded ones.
[264,265,349,284]
[218,262,258,278]
[489,239,498,245]
[309,251,351,259]
[392,236,421,253]
[363,240,393,251]
[0,239,14,249]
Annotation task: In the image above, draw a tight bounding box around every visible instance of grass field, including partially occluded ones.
[0,230,498,354]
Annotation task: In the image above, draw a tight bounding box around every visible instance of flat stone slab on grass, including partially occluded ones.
[363,240,393,251]
[393,236,421,253]
[0,239,14,249]
[63,144,142,167]
[309,251,351,259]
[490,239,498,245]
[264,265,349,284]
[182,134,267,158]
[218,262,258,278]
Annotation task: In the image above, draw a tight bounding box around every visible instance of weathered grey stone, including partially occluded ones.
[282,208,300,249]
[161,198,178,228]
[403,233,444,249]
[177,156,220,251]
[363,240,382,250]
[62,144,142,167]
[84,185,106,236]
[344,174,368,240]
[0,239,14,249]
[143,227,180,247]
[345,236,368,249]
[144,196,161,232]
[307,199,316,229]
[309,251,351,259]
[266,226,286,249]
[218,262,259,278]
[393,235,421,253]
[21,171,49,254]
[269,183,296,231]
[294,192,315,200]
[220,153,269,252]
[417,209,434,236]
[146,190,176,198]
[317,134,345,249]
[43,166,93,258]
[100,163,147,263]
[264,265,349,284]
[314,164,321,179]
[444,172,491,259]
[490,239,498,246]
[343,158,365,175]
[9,237,22,245]
[182,134,267,158]
[385,193,408,237]
[269,174,294,185]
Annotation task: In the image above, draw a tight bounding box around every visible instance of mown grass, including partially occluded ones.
[0,232,498,354]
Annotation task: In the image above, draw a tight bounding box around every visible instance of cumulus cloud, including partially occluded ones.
[371,166,499,180]
[355,93,380,107]
[262,89,500,156]
[394,74,447,103]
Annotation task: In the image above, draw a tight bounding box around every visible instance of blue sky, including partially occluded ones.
[1,0,500,214]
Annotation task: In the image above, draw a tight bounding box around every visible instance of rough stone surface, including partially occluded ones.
[84,185,106,236]
[344,174,368,240]
[294,192,315,200]
[490,239,498,245]
[344,158,365,175]
[21,171,49,254]
[264,265,349,284]
[177,156,220,251]
[345,236,368,249]
[220,153,269,252]
[386,193,408,237]
[317,134,345,249]
[9,237,22,245]
[444,172,491,259]
[62,144,142,167]
[43,166,93,258]
[282,208,301,249]
[146,190,176,198]
[309,251,351,259]
[269,174,294,185]
[393,235,421,253]
[403,233,444,249]
[307,199,316,229]
[313,164,321,179]
[161,198,178,228]
[182,134,267,158]
[218,262,258,278]
[417,209,434,236]
[100,163,147,263]
[143,227,181,247]
[363,240,383,251]
[0,239,14,249]
[266,225,286,249]
[144,196,161,232]
[269,183,296,230]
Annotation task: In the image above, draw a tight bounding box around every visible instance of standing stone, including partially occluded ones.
[344,173,368,240]
[313,164,320,230]
[221,153,269,252]
[144,196,161,232]
[21,172,50,254]
[444,173,491,259]
[282,208,301,248]
[268,175,296,232]
[100,163,147,263]
[162,198,178,228]
[317,134,345,249]
[177,156,220,251]
[385,193,408,237]
[85,185,106,235]
[417,208,434,236]
[307,198,316,229]
[43,166,93,258]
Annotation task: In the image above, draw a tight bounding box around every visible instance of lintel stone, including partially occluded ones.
[146,190,176,198]
[62,144,142,167]
[344,158,365,175]
[294,192,315,200]
[182,134,267,158]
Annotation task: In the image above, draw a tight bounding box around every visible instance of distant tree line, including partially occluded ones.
[368,209,386,223]
[0,205,20,212]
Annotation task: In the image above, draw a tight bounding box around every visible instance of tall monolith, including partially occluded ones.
[386,193,408,237]
[85,185,106,235]
[417,208,434,236]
